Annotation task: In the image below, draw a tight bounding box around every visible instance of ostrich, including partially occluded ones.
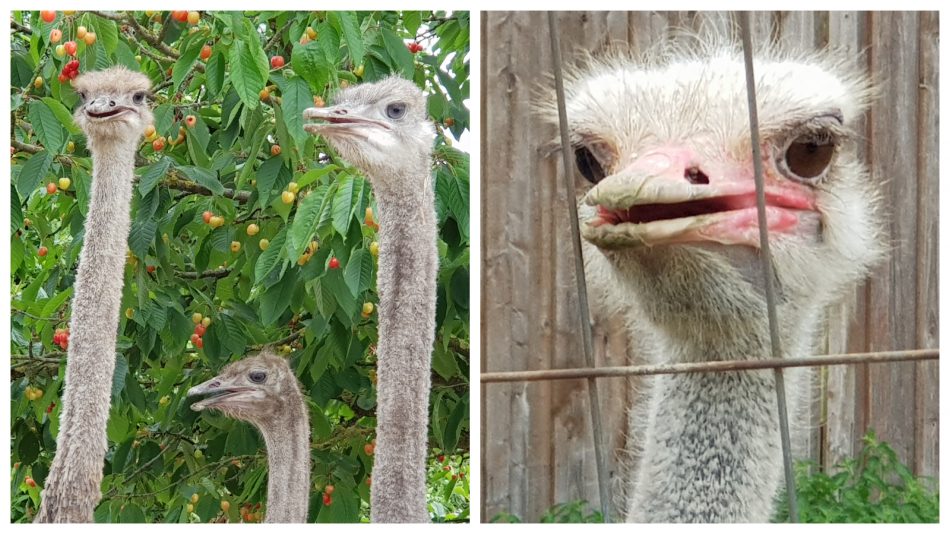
[35,66,153,523]
[303,77,437,523]
[188,350,311,523]
[546,36,884,522]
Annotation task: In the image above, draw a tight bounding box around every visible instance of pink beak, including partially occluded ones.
[582,144,821,249]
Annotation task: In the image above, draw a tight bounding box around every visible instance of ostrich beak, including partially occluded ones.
[303,105,390,138]
[582,146,821,249]
[83,97,136,120]
[187,377,253,411]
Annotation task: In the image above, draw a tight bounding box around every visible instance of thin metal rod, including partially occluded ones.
[481,349,938,383]
[739,12,799,522]
[547,11,612,522]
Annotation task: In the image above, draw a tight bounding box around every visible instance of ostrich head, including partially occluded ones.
[303,76,435,184]
[550,39,884,321]
[72,66,153,146]
[188,350,300,426]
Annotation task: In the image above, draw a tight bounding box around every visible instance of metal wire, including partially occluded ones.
[547,11,612,522]
[481,349,938,383]
[739,12,799,522]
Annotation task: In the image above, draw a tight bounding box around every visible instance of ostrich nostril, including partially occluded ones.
[208,380,220,389]
[109,100,116,107]
[684,166,709,185]
[335,109,347,115]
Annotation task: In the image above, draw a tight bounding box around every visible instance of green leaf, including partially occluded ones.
[280,77,313,150]
[286,187,324,259]
[137,157,172,197]
[229,38,267,110]
[381,27,415,78]
[254,227,287,284]
[29,100,65,152]
[343,248,373,297]
[333,11,364,68]
[331,175,356,235]
[177,166,224,195]
[260,269,298,326]
[218,313,247,357]
[173,37,203,92]
[128,217,158,259]
[291,41,330,93]
[17,149,53,198]
[205,51,226,99]
[255,151,290,207]
[10,185,23,234]
[41,97,81,134]
[88,16,119,54]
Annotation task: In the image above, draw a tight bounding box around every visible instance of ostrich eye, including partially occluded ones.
[574,146,606,184]
[781,134,836,183]
[132,92,146,105]
[386,102,407,119]
[248,371,267,384]
[77,91,87,102]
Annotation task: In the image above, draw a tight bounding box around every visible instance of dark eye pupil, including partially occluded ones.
[785,138,835,180]
[249,371,266,383]
[574,147,606,184]
[133,92,144,104]
[386,103,406,119]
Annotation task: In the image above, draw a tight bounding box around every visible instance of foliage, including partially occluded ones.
[492,433,937,524]
[492,500,604,523]
[10,10,469,523]
[773,430,939,523]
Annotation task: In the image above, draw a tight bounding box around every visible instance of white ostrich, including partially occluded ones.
[543,35,884,522]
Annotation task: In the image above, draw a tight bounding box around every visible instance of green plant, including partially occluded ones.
[11,9,469,523]
[492,500,604,523]
[773,430,939,523]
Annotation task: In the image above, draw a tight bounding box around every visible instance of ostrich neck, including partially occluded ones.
[36,139,138,523]
[258,396,311,523]
[369,166,438,523]
[625,284,814,522]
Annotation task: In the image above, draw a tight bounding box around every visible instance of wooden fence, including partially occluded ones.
[480,11,939,521]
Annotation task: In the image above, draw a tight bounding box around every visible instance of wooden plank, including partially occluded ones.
[865,10,920,473]
[913,10,939,482]
[824,10,869,471]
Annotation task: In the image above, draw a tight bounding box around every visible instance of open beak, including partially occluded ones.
[84,106,135,119]
[187,377,252,411]
[582,147,821,249]
[303,105,390,138]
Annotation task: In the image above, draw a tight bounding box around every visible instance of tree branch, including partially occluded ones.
[162,175,252,203]
[175,267,231,280]
[11,19,32,35]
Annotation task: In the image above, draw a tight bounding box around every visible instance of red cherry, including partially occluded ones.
[194,337,204,349]
[322,493,332,506]
[46,182,58,194]
[46,402,56,414]
[200,44,212,61]
[40,11,56,23]
[38,246,48,257]
[328,257,340,269]
[270,55,285,69]
[194,324,206,336]
[58,73,68,83]
[191,333,200,344]
[64,41,78,56]
[202,211,213,224]
[68,69,78,80]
